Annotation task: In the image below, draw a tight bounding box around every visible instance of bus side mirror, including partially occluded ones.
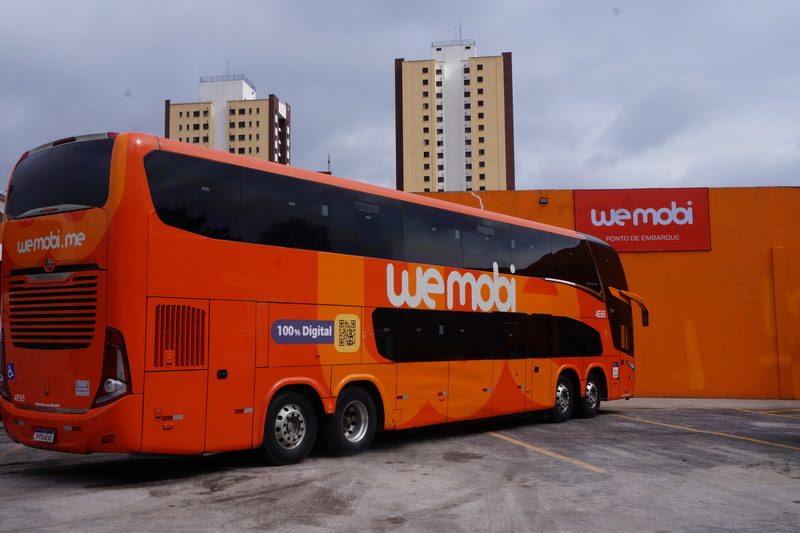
[608,287,650,327]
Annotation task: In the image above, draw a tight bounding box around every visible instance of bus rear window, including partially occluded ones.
[6,138,114,220]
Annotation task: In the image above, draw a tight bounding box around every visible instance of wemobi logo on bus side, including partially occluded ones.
[386,262,516,312]
[590,201,693,227]
[17,230,86,254]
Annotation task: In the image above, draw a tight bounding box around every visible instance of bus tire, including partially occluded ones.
[257,391,318,465]
[549,374,574,423]
[322,386,377,456]
[575,372,602,419]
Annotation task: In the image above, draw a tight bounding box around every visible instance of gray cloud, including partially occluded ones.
[2,0,799,193]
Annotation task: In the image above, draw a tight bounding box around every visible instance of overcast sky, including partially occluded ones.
[1,1,799,193]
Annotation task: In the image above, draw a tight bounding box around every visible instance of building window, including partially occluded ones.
[437,140,444,146]
[423,127,430,133]
[256,147,260,153]
[229,135,235,141]
[465,139,472,145]
[465,115,472,121]
[193,137,200,143]
[436,81,443,87]
[203,110,209,117]
[256,134,260,140]
[424,163,430,170]
[203,123,209,130]
[464,103,471,109]
[464,67,470,73]
[479,161,486,168]
[249,108,253,114]
[202,136,209,143]
[478,88,484,95]
[229,122,235,128]
[423,139,430,145]
[477,76,484,83]
[437,176,444,182]
[437,128,443,134]
[230,109,235,116]
[464,91,470,97]
[479,137,485,143]
[436,104,443,110]
[249,147,252,153]
[436,92,443,99]
[424,176,430,182]
[437,153,444,159]
[424,151,430,158]
[465,151,472,157]
[477,64,483,71]
[480,186,486,191]
[424,188,430,192]
[179,112,183,118]
[239,135,246,141]
[423,91,429,97]
[463,79,470,86]
[193,111,200,117]
[238,148,245,154]
[465,127,471,133]
[238,109,245,115]
[466,163,472,170]
[193,124,200,130]
[423,79,429,85]
[238,121,245,127]
[423,115,430,122]
[436,116,443,122]
[423,103,429,109]
[422,67,428,73]
[479,149,485,156]
[479,124,485,131]
[179,125,183,131]
[229,148,235,153]
[466,175,472,182]
[437,164,444,171]
[436,69,442,75]
[478,112,484,119]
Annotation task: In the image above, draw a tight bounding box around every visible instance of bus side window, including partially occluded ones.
[403,204,462,268]
[241,169,333,252]
[146,151,243,241]
[509,226,551,278]
[462,218,510,272]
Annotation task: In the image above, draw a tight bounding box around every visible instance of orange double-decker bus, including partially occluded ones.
[0,132,648,464]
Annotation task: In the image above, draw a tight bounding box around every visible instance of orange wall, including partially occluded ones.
[422,187,800,399]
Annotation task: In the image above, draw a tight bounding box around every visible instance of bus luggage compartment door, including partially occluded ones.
[205,300,256,452]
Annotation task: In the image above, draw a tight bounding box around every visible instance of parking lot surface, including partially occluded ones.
[0,399,798,532]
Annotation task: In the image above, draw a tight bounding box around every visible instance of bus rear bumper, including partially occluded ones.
[0,394,142,454]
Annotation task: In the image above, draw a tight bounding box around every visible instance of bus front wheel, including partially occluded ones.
[549,375,574,423]
[322,386,377,456]
[257,391,318,465]
[575,372,602,419]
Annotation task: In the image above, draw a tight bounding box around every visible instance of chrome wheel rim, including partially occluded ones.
[274,403,306,449]
[585,381,599,410]
[555,382,571,414]
[342,400,369,443]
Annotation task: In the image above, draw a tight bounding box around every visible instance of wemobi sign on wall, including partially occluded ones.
[574,188,711,252]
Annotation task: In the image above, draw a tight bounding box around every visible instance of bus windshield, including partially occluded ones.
[5,135,114,220]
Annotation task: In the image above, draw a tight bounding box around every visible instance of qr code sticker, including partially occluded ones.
[334,314,360,353]
[338,319,357,347]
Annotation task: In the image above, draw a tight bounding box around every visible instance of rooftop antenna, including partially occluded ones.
[327,154,331,174]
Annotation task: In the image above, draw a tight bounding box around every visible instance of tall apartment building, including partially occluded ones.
[395,40,515,193]
[165,75,290,164]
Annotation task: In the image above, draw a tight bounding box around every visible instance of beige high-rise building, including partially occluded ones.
[165,75,290,164]
[395,40,515,193]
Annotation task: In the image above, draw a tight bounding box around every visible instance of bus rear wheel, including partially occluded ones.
[322,386,377,456]
[575,373,602,419]
[549,374,574,423]
[257,391,318,465]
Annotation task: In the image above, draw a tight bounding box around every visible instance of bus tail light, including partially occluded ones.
[0,335,10,402]
[92,328,132,408]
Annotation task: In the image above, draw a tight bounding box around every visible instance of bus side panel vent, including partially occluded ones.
[154,304,207,368]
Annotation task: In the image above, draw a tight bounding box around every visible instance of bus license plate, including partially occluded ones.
[33,430,55,443]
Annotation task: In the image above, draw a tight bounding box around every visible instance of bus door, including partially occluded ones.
[205,300,256,452]
[142,298,209,454]
[527,314,554,410]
